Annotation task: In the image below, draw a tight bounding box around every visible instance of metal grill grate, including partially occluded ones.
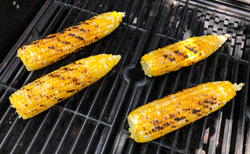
[0,0,250,153]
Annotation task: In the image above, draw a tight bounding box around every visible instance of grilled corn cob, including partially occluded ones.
[127,81,244,143]
[141,34,230,77]
[18,11,125,71]
[9,54,121,119]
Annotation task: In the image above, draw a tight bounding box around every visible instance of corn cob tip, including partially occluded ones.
[233,83,244,91]
[217,34,230,43]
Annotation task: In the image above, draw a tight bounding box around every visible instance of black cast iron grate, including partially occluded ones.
[0,0,250,153]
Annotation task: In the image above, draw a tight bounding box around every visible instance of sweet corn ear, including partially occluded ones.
[127,81,244,143]
[18,11,125,71]
[9,54,121,119]
[141,34,230,77]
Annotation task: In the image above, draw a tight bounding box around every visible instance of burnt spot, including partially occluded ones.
[62,67,68,70]
[57,38,61,42]
[203,105,209,108]
[192,109,201,114]
[185,45,198,54]
[170,57,175,61]
[67,90,75,93]
[170,113,175,118]
[166,122,170,126]
[45,35,56,39]
[48,46,55,49]
[80,29,85,32]
[95,37,99,40]
[184,55,188,58]
[174,117,182,121]
[46,96,50,99]
[210,107,212,110]
[76,36,84,40]
[69,33,75,37]
[186,119,188,122]
[57,98,64,101]
[198,101,201,105]
[61,77,65,80]
[174,50,179,54]
[72,26,79,29]
[27,89,29,91]
[72,78,77,82]
[204,100,209,103]
[152,129,155,132]
[155,120,159,124]
[62,41,70,44]
[164,54,168,58]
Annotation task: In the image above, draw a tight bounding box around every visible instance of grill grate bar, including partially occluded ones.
[9,119,33,154]
[0,115,20,153]
[234,62,249,154]
[39,108,67,153]
[24,108,54,154]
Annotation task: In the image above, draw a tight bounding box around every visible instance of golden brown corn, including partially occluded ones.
[127,81,244,143]
[141,35,230,77]
[9,54,121,119]
[18,11,125,71]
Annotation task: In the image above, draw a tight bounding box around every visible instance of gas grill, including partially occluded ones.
[0,0,250,153]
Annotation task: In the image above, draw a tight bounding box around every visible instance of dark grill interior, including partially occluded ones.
[0,0,250,153]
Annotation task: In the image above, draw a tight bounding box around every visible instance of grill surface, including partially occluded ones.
[0,0,250,153]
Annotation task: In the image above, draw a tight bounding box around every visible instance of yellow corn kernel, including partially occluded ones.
[17,11,125,71]
[141,34,230,77]
[9,54,121,119]
[127,81,244,143]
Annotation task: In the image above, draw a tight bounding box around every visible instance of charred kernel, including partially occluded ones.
[194,50,198,54]
[62,41,70,44]
[210,107,212,110]
[57,98,64,101]
[63,67,68,70]
[67,90,75,93]
[156,120,159,123]
[152,129,155,132]
[76,36,83,40]
[183,55,188,58]
[72,78,77,82]
[62,77,65,80]
[164,54,168,58]
[174,117,182,121]
[170,58,175,61]
[69,33,75,37]
[192,109,201,114]
[166,122,170,126]
[174,50,179,54]
[80,29,85,32]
